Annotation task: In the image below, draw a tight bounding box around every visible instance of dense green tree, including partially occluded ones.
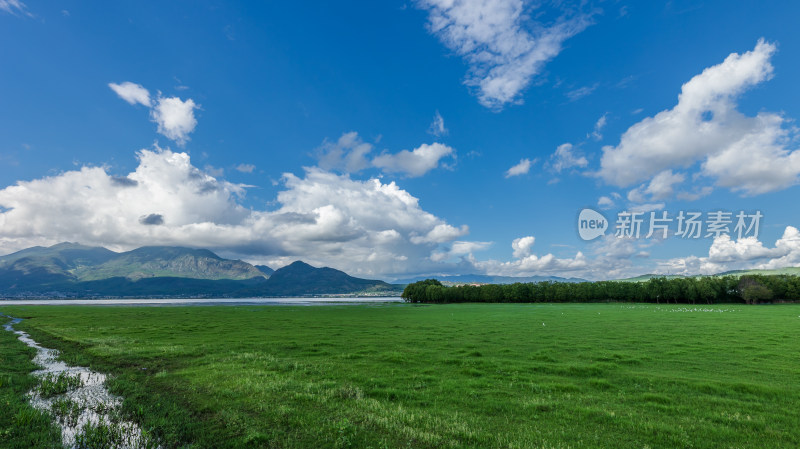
[402,274,800,304]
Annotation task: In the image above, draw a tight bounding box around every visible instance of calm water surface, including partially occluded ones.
[0,297,403,306]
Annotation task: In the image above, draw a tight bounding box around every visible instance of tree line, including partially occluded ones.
[401,275,800,304]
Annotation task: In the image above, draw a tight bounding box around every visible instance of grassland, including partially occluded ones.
[1,303,799,448]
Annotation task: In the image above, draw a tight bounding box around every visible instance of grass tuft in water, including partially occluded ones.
[37,372,82,397]
[50,397,83,427]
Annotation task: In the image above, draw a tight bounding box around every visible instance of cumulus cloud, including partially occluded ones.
[659,226,800,275]
[316,132,455,178]
[598,40,800,197]
[109,82,199,146]
[511,236,535,258]
[549,143,587,173]
[476,250,588,276]
[417,0,592,109]
[428,111,448,137]
[504,158,534,178]
[372,142,454,177]
[150,97,199,146]
[108,82,152,107]
[410,223,469,244]
[0,148,472,279]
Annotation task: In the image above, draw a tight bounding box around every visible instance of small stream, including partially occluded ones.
[2,316,160,449]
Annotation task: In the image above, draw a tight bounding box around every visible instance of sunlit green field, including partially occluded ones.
[2,303,799,448]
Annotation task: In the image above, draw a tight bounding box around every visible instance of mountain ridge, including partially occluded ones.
[0,243,399,297]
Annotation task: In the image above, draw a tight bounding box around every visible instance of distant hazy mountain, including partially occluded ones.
[613,274,689,283]
[713,267,800,277]
[614,267,800,282]
[394,274,587,285]
[0,243,399,298]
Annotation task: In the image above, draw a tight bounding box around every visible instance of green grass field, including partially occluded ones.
[2,303,799,448]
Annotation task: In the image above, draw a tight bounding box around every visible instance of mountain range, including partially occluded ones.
[0,243,399,298]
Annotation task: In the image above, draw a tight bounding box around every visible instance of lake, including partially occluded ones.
[0,297,403,306]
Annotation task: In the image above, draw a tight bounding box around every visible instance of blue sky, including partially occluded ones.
[2,0,800,281]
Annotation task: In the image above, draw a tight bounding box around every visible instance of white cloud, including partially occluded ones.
[428,111,448,136]
[476,251,588,276]
[108,82,152,107]
[150,97,199,146]
[511,236,535,258]
[475,233,660,280]
[0,148,472,279]
[591,113,608,140]
[659,226,800,275]
[417,0,592,109]
[549,143,587,173]
[0,0,32,16]
[566,84,597,101]
[235,164,256,174]
[431,240,492,262]
[504,158,534,178]
[756,227,800,269]
[597,196,614,209]
[628,203,665,214]
[316,132,455,178]
[676,186,714,201]
[627,169,685,202]
[316,132,374,173]
[598,40,800,197]
[372,142,454,177]
[410,223,469,244]
[110,82,199,146]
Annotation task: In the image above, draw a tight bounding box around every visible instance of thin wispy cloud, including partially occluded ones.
[417,0,593,109]
[0,0,32,17]
[428,110,448,136]
[591,113,608,140]
[235,164,256,174]
[504,158,535,178]
[566,84,597,101]
[549,143,587,173]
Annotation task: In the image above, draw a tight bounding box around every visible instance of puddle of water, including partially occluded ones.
[2,316,160,449]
